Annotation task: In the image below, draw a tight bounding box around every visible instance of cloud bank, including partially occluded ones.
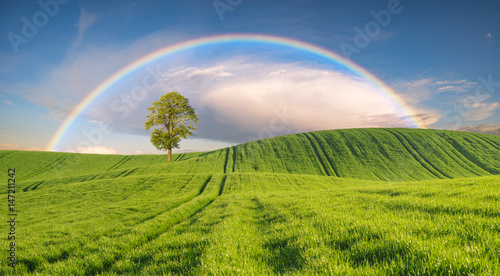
[84,60,422,143]
[457,123,500,136]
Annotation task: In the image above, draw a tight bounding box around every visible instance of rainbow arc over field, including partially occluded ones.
[46,33,426,151]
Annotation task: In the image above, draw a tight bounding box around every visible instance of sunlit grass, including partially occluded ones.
[0,128,499,275]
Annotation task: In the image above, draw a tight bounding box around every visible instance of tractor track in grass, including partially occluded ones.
[128,176,213,227]
[107,155,132,171]
[432,133,489,176]
[0,151,14,159]
[19,156,68,181]
[23,181,43,192]
[302,133,333,176]
[93,174,226,275]
[120,168,138,178]
[21,169,135,192]
[198,175,213,195]
[25,174,222,273]
[435,133,500,174]
[439,130,500,158]
[232,146,237,172]
[20,175,204,229]
[395,131,452,179]
[419,133,480,176]
[174,153,185,161]
[177,174,197,192]
[219,175,227,196]
[111,168,137,178]
[23,168,139,192]
[223,147,229,174]
[472,134,500,152]
[309,132,339,177]
[385,129,448,179]
[29,181,44,190]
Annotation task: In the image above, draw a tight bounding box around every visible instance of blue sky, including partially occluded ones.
[1,0,499,154]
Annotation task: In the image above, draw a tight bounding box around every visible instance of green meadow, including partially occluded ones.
[1,128,499,275]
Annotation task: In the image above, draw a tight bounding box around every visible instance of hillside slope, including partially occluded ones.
[230,128,500,180]
[1,128,499,182]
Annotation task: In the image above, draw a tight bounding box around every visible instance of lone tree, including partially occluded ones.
[145,91,199,162]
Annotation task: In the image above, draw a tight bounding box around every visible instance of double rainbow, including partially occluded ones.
[47,34,425,151]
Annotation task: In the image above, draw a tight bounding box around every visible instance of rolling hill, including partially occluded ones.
[1,128,499,275]
[2,128,500,185]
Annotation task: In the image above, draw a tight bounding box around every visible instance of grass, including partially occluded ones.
[0,128,499,275]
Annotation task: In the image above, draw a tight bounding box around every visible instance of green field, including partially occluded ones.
[1,128,500,275]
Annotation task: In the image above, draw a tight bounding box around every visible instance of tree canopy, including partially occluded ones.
[145,91,199,161]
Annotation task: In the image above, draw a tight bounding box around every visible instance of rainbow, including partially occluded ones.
[46,33,425,151]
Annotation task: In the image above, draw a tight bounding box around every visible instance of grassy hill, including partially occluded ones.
[3,128,500,184]
[1,128,499,275]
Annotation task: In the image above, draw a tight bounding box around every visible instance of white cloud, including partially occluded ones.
[433,80,476,93]
[393,78,434,104]
[394,77,497,125]
[161,65,233,93]
[434,80,466,85]
[74,8,98,46]
[390,78,442,126]
[267,69,287,77]
[199,62,416,136]
[457,123,500,136]
[461,101,499,121]
[486,32,493,39]
[37,113,59,121]
[437,85,467,93]
[77,146,119,154]
[133,150,152,155]
[3,100,15,106]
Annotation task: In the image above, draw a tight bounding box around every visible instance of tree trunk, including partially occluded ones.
[168,148,172,162]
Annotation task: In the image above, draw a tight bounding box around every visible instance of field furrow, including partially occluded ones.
[106,155,132,171]
[302,133,333,176]
[385,129,446,179]
[309,132,339,177]
[219,175,227,195]
[89,174,226,275]
[223,147,230,174]
[18,155,68,181]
